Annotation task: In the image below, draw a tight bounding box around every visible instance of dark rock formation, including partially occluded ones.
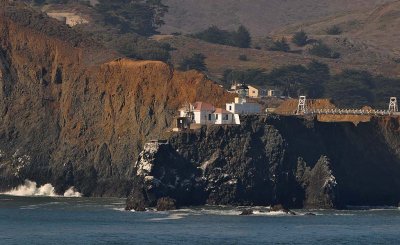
[126,142,205,210]
[127,115,400,209]
[156,197,177,211]
[240,209,254,215]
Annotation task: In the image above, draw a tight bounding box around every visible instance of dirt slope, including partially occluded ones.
[0,2,234,196]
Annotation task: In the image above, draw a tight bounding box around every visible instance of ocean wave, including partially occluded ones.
[148,213,188,221]
[112,207,127,212]
[1,180,82,197]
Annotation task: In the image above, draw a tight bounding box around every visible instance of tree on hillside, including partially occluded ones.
[178,53,207,72]
[96,0,168,36]
[325,70,375,107]
[234,25,251,48]
[292,30,308,47]
[192,25,252,48]
[192,25,231,46]
[309,40,340,59]
[223,68,266,86]
[269,38,290,52]
[117,34,171,62]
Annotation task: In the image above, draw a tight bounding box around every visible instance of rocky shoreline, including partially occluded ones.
[126,115,400,211]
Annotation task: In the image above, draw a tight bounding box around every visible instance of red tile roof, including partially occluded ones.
[193,102,215,111]
[214,108,232,114]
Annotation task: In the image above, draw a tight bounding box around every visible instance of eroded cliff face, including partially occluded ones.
[0,4,234,196]
[127,116,400,209]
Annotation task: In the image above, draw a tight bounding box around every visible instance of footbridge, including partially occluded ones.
[296,96,400,116]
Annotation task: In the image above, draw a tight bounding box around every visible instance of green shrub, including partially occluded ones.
[238,55,248,61]
[192,25,251,48]
[309,41,340,59]
[96,0,168,36]
[326,25,342,35]
[292,30,308,46]
[269,38,290,52]
[178,53,207,72]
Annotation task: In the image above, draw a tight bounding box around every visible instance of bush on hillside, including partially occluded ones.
[223,68,266,86]
[192,25,251,48]
[269,38,290,52]
[326,25,342,35]
[178,53,207,72]
[238,55,248,61]
[308,41,340,59]
[96,0,168,36]
[118,35,171,62]
[292,30,308,47]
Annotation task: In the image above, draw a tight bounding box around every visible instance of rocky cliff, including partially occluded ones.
[127,115,400,210]
[0,2,234,196]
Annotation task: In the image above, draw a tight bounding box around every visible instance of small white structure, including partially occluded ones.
[267,89,281,97]
[226,97,262,115]
[226,83,262,114]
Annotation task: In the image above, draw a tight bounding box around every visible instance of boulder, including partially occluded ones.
[240,209,254,215]
[156,197,177,211]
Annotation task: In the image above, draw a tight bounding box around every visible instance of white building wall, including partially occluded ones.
[226,102,261,114]
[214,113,236,125]
[194,110,216,124]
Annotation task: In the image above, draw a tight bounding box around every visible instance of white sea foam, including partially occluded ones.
[112,207,127,212]
[149,213,188,221]
[63,187,82,197]
[1,180,82,197]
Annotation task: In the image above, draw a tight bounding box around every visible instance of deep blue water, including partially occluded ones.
[1,195,400,244]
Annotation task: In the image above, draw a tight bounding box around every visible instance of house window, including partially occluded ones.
[216,114,219,120]
[224,114,229,120]
[229,106,232,110]
[252,91,256,94]
[208,114,212,120]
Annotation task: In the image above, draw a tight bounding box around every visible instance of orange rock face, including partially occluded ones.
[0,4,234,196]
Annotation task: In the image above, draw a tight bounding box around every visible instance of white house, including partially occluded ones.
[177,101,241,128]
[178,101,217,125]
[226,97,262,115]
[214,108,239,124]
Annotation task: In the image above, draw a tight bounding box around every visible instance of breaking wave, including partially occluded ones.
[1,180,81,197]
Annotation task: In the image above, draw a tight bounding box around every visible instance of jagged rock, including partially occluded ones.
[126,115,400,209]
[240,209,254,215]
[156,197,177,211]
[125,177,148,211]
[302,156,339,209]
[128,142,204,210]
[270,204,296,215]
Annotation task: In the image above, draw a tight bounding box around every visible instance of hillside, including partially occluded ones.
[276,1,400,59]
[161,34,400,80]
[160,0,396,36]
[0,2,233,196]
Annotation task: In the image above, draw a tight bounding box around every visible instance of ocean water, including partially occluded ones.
[1,195,400,244]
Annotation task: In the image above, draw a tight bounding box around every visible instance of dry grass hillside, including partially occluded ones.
[157,1,400,81]
[160,34,400,80]
[160,0,396,37]
[277,1,400,59]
